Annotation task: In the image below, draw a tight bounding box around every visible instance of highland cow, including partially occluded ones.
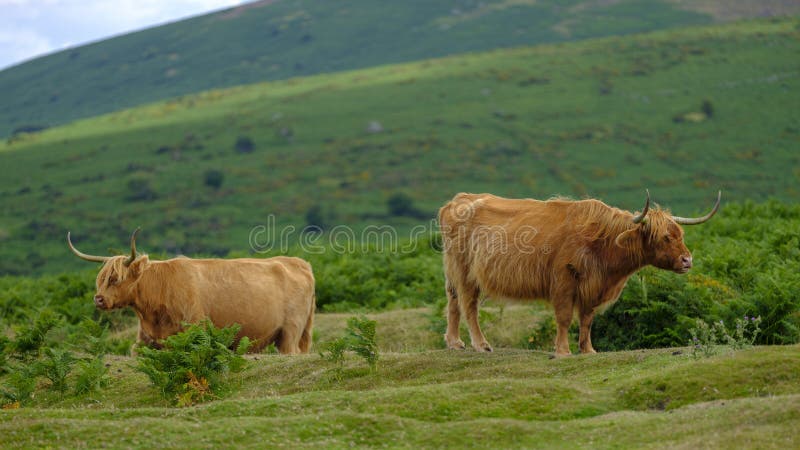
[68,229,315,354]
[438,191,720,356]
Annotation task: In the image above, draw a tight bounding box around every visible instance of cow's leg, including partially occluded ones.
[444,278,465,350]
[131,325,159,356]
[553,300,574,357]
[278,341,301,355]
[460,284,491,352]
[578,307,597,354]
[277,327,302,355]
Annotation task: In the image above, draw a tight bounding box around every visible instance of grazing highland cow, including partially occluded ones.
[439,191,720,356]
[68,229,315,354]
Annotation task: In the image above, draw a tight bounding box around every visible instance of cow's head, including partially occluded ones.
[616,191,721,273]
[67,228,150,309]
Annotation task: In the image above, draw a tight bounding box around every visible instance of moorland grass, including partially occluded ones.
[1,324,797,449]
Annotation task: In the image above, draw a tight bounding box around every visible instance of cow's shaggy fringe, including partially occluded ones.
[97,256,137,287]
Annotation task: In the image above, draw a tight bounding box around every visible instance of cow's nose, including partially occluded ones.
[681,255,693,268]
[94,295,105,308]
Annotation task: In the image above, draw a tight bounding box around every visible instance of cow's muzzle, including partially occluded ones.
[94,294,109,309]
[676,255,693,273]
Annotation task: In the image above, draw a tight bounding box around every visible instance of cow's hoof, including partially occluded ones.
[473,343,493,352]
[553,351,572,358]
[445,336,466,350]
[580,348,597,355]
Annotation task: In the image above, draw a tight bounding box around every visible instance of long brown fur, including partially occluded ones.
[92,254,315,355]
[439,192,694,356]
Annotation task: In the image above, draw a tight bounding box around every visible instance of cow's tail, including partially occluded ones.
[298,292,315,353]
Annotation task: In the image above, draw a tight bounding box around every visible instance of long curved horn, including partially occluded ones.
[632,189,650,224]
[67,232,110,263]
[124,227,141,266]
[673,191,722,225]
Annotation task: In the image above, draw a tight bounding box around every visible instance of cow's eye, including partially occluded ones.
[108,276,118,285]
[663,235,671,243]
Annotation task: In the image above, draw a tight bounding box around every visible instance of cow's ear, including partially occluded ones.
[127,256,150,278]
[615,228,640,249]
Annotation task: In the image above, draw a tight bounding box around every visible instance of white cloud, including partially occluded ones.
[0,28,53,68]
[0,0,246,70]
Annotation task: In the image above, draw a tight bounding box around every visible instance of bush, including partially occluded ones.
[73,357,110,395]
[35,347,77,393]
[72,319,113,356]
[126,175,157,202]
[0,336,9,374]
[234,136,255,153]
[304,204,327,232]
[203,169,224,190]
[306,237,442,311]
[387,192,419,217]
[701,99,714,118]
[0,367,37,406]
[10,308,62,359]
[0,308,118,404]
[689,316,761,359]
[135,321,251,406]
[11,124,49,136]
[320,315,379,373]
[523,315,578,352]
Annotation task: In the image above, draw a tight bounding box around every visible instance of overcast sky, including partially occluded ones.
[0,0,249,70]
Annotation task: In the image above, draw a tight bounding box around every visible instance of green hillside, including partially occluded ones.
[1,306,799,448]
[3,0,799,137]
[1,18,799,275]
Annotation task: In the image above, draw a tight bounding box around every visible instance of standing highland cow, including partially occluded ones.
[68,229,315,354]
[438,191,720,356]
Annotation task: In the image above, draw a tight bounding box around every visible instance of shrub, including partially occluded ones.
[345,316,378,371]
[701,99,714,118]
[689,316,761,359]
[203,169,224,190]
[73,318,112,357]
[523,316,557,351]
[304,204,327,232]
[426,298,448,338]
[11,124,49,136]
[135,321,251,406]
[35,347,78,393]
[307,237,442,311]
[593,270,718,350]
[523,315,578,352]
[73,357,110,395]
[234,136,255,153]
[126,175,157,202]
[320,316,379,372]
[387,192,418,217]
[0,336,9,374]
[10,308,62,359]
[0,367,37,406]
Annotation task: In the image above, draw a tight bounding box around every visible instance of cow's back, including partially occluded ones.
[439,193,590,301]
[161,256,314,348]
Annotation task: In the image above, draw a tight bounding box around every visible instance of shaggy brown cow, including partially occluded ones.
[439,191,720,356]
[68,229,315,354]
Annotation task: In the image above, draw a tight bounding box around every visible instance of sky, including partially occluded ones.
[0,0,249,70]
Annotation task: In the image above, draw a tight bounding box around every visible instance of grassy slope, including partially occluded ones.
[1,307,799,449]
[0,19,799,275]
[0,0,735,137]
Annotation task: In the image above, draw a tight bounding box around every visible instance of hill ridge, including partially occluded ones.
[3,0,798,137]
